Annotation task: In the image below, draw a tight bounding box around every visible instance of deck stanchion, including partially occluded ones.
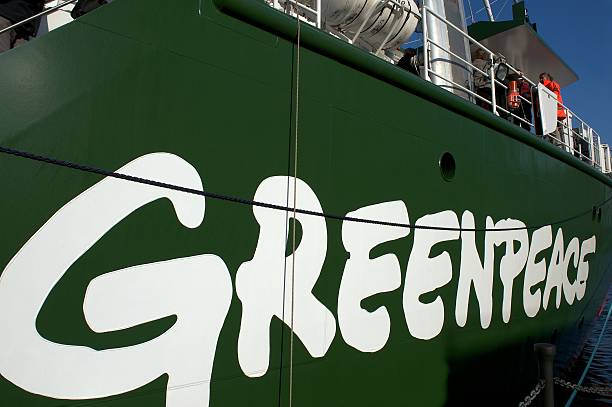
[422,6,429,82]
[534,343,556,407]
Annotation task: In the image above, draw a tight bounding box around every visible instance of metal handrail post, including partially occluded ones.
[566,120,572,153]
[316,0,321,28]
[422,6,429,81]
[589,128,595,166]
[593,131,602,167]
[287,0,318,15]
[563,115,571,153]
[489,56,496,115]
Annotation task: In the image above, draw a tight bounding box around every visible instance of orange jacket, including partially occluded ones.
[542,79,566,119]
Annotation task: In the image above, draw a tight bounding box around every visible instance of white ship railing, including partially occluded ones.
[269,0,323,29]
[420,5,610,174]
[1,0,609,175]
[602,144,612,174]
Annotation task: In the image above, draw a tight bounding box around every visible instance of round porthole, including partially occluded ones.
[439,152,456,181]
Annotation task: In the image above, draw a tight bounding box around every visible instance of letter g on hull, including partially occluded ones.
[0,153,232,407]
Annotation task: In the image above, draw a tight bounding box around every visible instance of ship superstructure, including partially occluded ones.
[20,0,610,174]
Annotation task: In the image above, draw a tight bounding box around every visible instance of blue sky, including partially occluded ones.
[468,0,612,145]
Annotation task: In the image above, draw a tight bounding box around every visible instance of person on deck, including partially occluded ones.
[472,48,492,111]
[538,72,567,146]
[397,47,420,76]
[70,0,107,19]
[510,70,533,131]
[0,0,44,53]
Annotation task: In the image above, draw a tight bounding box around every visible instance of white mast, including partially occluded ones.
[482,0,494,21]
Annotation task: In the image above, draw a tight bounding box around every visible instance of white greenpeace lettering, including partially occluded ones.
[0,153,232,407]
[497,219,529,323]
[236,176,336,377]
[404,210,459,340]
[0,150,600,406]
[523,225,552,318]
[455,216,528,327]
[562,237,580,305]
[543,229,565,310]
[575,236,596,301]
[84,255,231,407]
[455,213,495,329]
[338,201,409,352]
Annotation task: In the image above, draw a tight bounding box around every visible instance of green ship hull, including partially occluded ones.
[0,1,610,406]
